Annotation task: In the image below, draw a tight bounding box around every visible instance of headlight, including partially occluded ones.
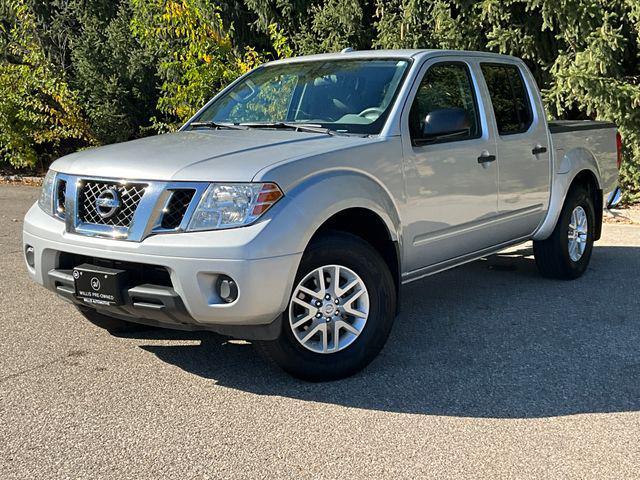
[38,170,57,215]
[188,182,283,231]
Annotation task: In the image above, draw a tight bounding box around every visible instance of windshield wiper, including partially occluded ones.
[241,122,339,136]
[188,121,248,130]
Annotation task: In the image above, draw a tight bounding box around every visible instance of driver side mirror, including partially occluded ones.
[413,108,471,146]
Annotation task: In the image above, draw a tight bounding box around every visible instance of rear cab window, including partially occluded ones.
[480,63,533,135]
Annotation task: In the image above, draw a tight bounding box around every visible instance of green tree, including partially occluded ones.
[130,0,242,125]
[216,0,272,53]
[0,0,93,168]
[70,1,160,144]
[244,0,375,54]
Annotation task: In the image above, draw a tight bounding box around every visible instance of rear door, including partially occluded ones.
[479,62,551,236]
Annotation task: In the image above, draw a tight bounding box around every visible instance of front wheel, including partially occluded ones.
[533,185,595,279]
[255,231,396,381]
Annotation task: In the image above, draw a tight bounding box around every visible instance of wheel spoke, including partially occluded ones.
[336,320,359,336]
[342,288,367,318]
[569,241,577,259]
[298,285,323,300]
[344,306,367,319]
[289,263,370,354]
[291,296,317,311]
[330,265,340,297]
[336,278,359,297]
[291,312,315,329]
[320,323,328,353]
[300,323,322,345]
[316,267,326,296]
[343,288,364,307]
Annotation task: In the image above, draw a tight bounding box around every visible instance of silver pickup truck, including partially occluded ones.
[23,49,621,381]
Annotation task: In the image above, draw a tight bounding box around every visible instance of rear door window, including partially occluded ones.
[480,64,533,135]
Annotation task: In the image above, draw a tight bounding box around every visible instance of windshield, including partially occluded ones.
[194,59,411,135]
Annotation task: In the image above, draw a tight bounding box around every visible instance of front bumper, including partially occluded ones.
[23,204,302,339]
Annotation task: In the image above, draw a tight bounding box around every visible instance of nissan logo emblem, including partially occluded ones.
[95,188,121,219]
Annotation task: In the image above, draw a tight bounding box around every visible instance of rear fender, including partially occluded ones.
[533,148,601,241]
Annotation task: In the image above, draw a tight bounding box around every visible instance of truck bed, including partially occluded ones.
[548,120,616,134]
[549,120,618,193]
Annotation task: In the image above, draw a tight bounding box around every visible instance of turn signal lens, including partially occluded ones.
[256,189,282,204]
[253,184,283,216]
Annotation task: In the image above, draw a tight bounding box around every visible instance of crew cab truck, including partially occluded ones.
[23,50,621,381]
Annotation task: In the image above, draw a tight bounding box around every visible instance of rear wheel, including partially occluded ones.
[256,231,396,381]
[533,185,595,279]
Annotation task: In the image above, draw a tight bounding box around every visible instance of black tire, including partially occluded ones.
[255,231,397,382]
[75,305,152,334]
[533,185,595,279]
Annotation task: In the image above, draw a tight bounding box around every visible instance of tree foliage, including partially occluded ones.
[0,0,639,200]
[130,0,235,124]
[245,0,376,54]
[0,0,93,168]
[70,1,160,144]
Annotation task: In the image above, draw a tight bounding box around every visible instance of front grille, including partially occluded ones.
[161,189,195,229]
[57,174,210,242]
[78,181,147,227]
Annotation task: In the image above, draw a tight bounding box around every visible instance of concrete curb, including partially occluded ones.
[0,175,43,186]
[604,208,640,225]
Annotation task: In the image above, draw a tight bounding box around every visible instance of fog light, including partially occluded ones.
[217,275,238,303]
[25,245,35,268]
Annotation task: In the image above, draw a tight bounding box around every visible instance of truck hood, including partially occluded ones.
[52,129,370,182]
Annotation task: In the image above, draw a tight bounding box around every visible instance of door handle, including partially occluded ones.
[477,153,496,164]
[532,146,547,155]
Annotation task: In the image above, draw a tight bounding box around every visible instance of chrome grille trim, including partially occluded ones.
[57,174,209,242]
[78,180,147,227]
[54,177,67,220]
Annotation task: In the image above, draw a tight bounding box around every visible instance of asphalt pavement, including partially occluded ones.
[1,184,639,479]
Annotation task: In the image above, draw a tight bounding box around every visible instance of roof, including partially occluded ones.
[266,49,521,66]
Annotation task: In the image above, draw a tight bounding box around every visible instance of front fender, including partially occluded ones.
[290,169,401,245]
[244,169,402,260]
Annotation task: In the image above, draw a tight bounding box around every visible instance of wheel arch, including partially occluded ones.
[570,169,603,240]
[533,148,603,241]
[281,170,403,308]
[310,207,401,303]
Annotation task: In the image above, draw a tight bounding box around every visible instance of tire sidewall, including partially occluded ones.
[265,232,396,379]
[557,188,595,277]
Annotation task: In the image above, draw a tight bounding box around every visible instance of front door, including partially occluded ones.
[401,59,499,273]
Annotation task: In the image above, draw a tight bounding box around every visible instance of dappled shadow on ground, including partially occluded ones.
[133,245,640,418]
